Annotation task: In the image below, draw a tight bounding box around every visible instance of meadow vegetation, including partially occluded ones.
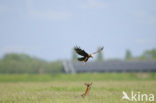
[0,73,156,103]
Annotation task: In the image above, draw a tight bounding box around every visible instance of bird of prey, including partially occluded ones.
[74,46,104,65]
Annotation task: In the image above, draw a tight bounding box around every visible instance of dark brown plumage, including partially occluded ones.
[74,46,104,65]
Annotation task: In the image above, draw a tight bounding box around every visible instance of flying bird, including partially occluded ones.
[74,46,104,65]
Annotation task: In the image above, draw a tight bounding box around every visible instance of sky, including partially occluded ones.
[0,0,156,61]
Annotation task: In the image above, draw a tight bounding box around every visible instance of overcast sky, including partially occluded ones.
[0,0,156,61]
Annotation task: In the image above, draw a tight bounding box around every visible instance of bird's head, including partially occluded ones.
[89,54,94,58]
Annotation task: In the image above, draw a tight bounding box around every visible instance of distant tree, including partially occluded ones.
[0,53,62,74]
[96,48,104,61]
[71,48,78,61]
[125,49,132,60]
[140,49,156,60]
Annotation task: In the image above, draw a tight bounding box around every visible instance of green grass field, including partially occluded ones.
[0,73,156,103]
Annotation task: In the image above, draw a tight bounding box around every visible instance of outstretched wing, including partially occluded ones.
[92,46,104,54]
[74,46,88,57]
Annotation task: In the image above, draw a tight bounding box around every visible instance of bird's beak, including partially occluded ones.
[91,54,93,58]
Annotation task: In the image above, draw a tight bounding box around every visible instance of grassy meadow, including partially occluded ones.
[0,73,156,103]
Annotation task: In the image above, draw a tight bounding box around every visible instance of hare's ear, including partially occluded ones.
[84,83,88,86]
[90,82,92,85]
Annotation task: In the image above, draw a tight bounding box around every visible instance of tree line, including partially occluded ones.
[125,48,156,61]
[0,48,156,74]
[0,53,62,74]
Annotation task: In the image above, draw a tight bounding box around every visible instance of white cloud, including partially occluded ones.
[135,38,153,45]
[135,11,146,17]
[80,0,108,9]
[135,11,156,25]
[26,0,71,21]
[0,5,7,14]
[30,10,71,21]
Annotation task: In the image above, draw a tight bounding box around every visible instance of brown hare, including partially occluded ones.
[81,82,92,97]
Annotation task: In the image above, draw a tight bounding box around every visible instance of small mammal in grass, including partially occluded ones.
[81,83,92,97]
